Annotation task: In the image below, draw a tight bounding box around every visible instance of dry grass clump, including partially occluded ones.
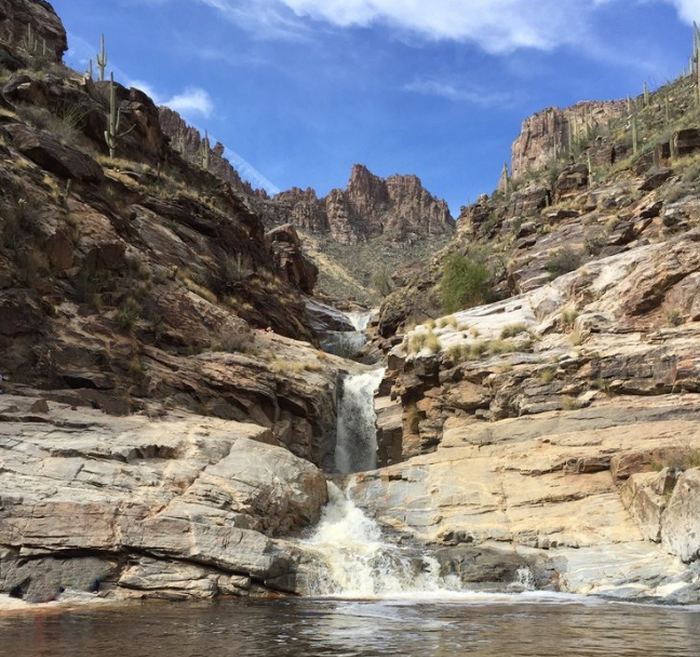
[500,322,529,339]
[445,338,529,364]
[407,329,441,355]
[436,315,459,329]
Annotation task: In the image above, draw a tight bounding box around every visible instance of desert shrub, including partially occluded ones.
[539,368,555,384]
[116,297,142,332]
[408,330,440,354]
[653,443,700,472]
[569,328,585,346]
[584,230,607,256]
[210,321,254,353]
[440,253,492,313]
[665,308,684,327]
[424,331,441,354]
[500,322,529,339]
[560,308,579,330]
[371,266,394,297]
[436,315,459,329]
[545,247,582,280]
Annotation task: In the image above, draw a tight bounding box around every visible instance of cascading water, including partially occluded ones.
[334,368,385,474]
[303,364,463,598]
[320,310,373,360]
[303,483,456,598]
[346,311,372,332]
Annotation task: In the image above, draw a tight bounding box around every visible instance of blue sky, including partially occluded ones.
[54,0,700,214]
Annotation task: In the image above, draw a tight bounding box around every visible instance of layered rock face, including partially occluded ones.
[511,101,626,180]
[159,106,259,200]
[0,0,382,606]
[0,0,66,64]
[367,226,700,601]
[0,396,327,602]
[322,165,455,244]
[252,165,455,245]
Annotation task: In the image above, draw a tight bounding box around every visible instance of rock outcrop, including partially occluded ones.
[0,0,67,64]
[0,396,327,602]
[511,101,626,181]
[266,223,318,294]
[158,106,259,199]
[364,222,700,602]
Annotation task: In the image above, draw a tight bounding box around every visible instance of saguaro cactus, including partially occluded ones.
[631,112,639,155]
[23,24,38,54]
[201,131,211,170]
[104,73,135,159]
[643,82,649,107]
[96,34,108,82]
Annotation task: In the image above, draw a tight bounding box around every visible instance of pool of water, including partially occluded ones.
[1,596,700,657]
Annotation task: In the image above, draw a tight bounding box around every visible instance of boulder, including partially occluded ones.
[266,224,318,294]
[673,128,700,158]
[3,123,103,182]
[662,468,700,563]
[0,397,328,601]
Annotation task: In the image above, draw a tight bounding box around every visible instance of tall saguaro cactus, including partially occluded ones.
[201,131,211,170]
[695,22,700,105]
[23,24,38,54]
[631,112,639,155]
[96,34,108,82]
[104,73,135,159]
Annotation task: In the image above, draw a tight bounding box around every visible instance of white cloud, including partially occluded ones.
[127,80,214,118]
[164,88,214,117]
[403,79,515,107]
[664,0,700,23]
[176,0,700,53]
[181,0,596,52]
[225,147,281,194]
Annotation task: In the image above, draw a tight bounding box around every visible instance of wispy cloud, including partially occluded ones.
[165,88,214,117]
[225,147,281,194]
[168,0,700,57]
[664,0,700,23]
[176,0,591,53]
[403,79,516,107]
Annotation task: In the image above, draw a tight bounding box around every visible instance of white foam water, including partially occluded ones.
[345,311,372,332]
[303,483,460,598]
[334,368,385,474]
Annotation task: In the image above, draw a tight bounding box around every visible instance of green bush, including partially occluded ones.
[439,254,492,314]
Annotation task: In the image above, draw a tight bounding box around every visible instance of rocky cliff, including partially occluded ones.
[159,110,454,247]
[159,106,260,200]
[0,0,66,64]
[511,100,627,180]
[267,164,455,244]
[367,71,700,602]
[2,0,700,608]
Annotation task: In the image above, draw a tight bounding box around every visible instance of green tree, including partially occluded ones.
[439,253,491,313]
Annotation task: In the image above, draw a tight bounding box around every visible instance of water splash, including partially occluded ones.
[334,368,385,474]
[346,311,372,332]
[514,566,535,590]
[303,483,457,598]
[321,311,373,359]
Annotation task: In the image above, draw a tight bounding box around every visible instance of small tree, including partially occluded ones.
[439,253,492,313]
[371,266,393,297]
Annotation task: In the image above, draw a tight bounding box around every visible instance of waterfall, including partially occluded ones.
[320,310,373,360]
[302,363,463,599]
[303,483,458,598]
[334,368,385,474]
[346,311,372,332]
